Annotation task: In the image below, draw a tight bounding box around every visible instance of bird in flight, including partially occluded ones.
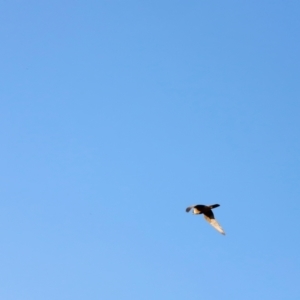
[186,204,225,235]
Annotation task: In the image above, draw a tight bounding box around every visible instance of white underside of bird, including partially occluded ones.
[203,215,225,235]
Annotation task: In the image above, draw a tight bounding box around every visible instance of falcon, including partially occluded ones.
[186,204,225,235]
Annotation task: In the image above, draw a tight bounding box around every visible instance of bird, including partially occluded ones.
[186,204,225,235]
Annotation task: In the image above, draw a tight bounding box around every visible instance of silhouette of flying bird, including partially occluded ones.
[186,204,225,235]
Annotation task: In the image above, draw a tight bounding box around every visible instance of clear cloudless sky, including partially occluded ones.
[1,1,299,299]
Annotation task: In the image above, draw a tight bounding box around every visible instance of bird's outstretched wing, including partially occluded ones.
[208,204,220,209]
[203,214,225,235]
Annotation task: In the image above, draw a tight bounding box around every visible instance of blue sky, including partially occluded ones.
[1,1,299,299]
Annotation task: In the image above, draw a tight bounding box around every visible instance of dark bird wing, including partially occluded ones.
[209,204,220,209]
[203,210,225,235]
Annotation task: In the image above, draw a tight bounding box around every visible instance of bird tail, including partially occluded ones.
[186,206,194,213]
[209,204,220,209]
